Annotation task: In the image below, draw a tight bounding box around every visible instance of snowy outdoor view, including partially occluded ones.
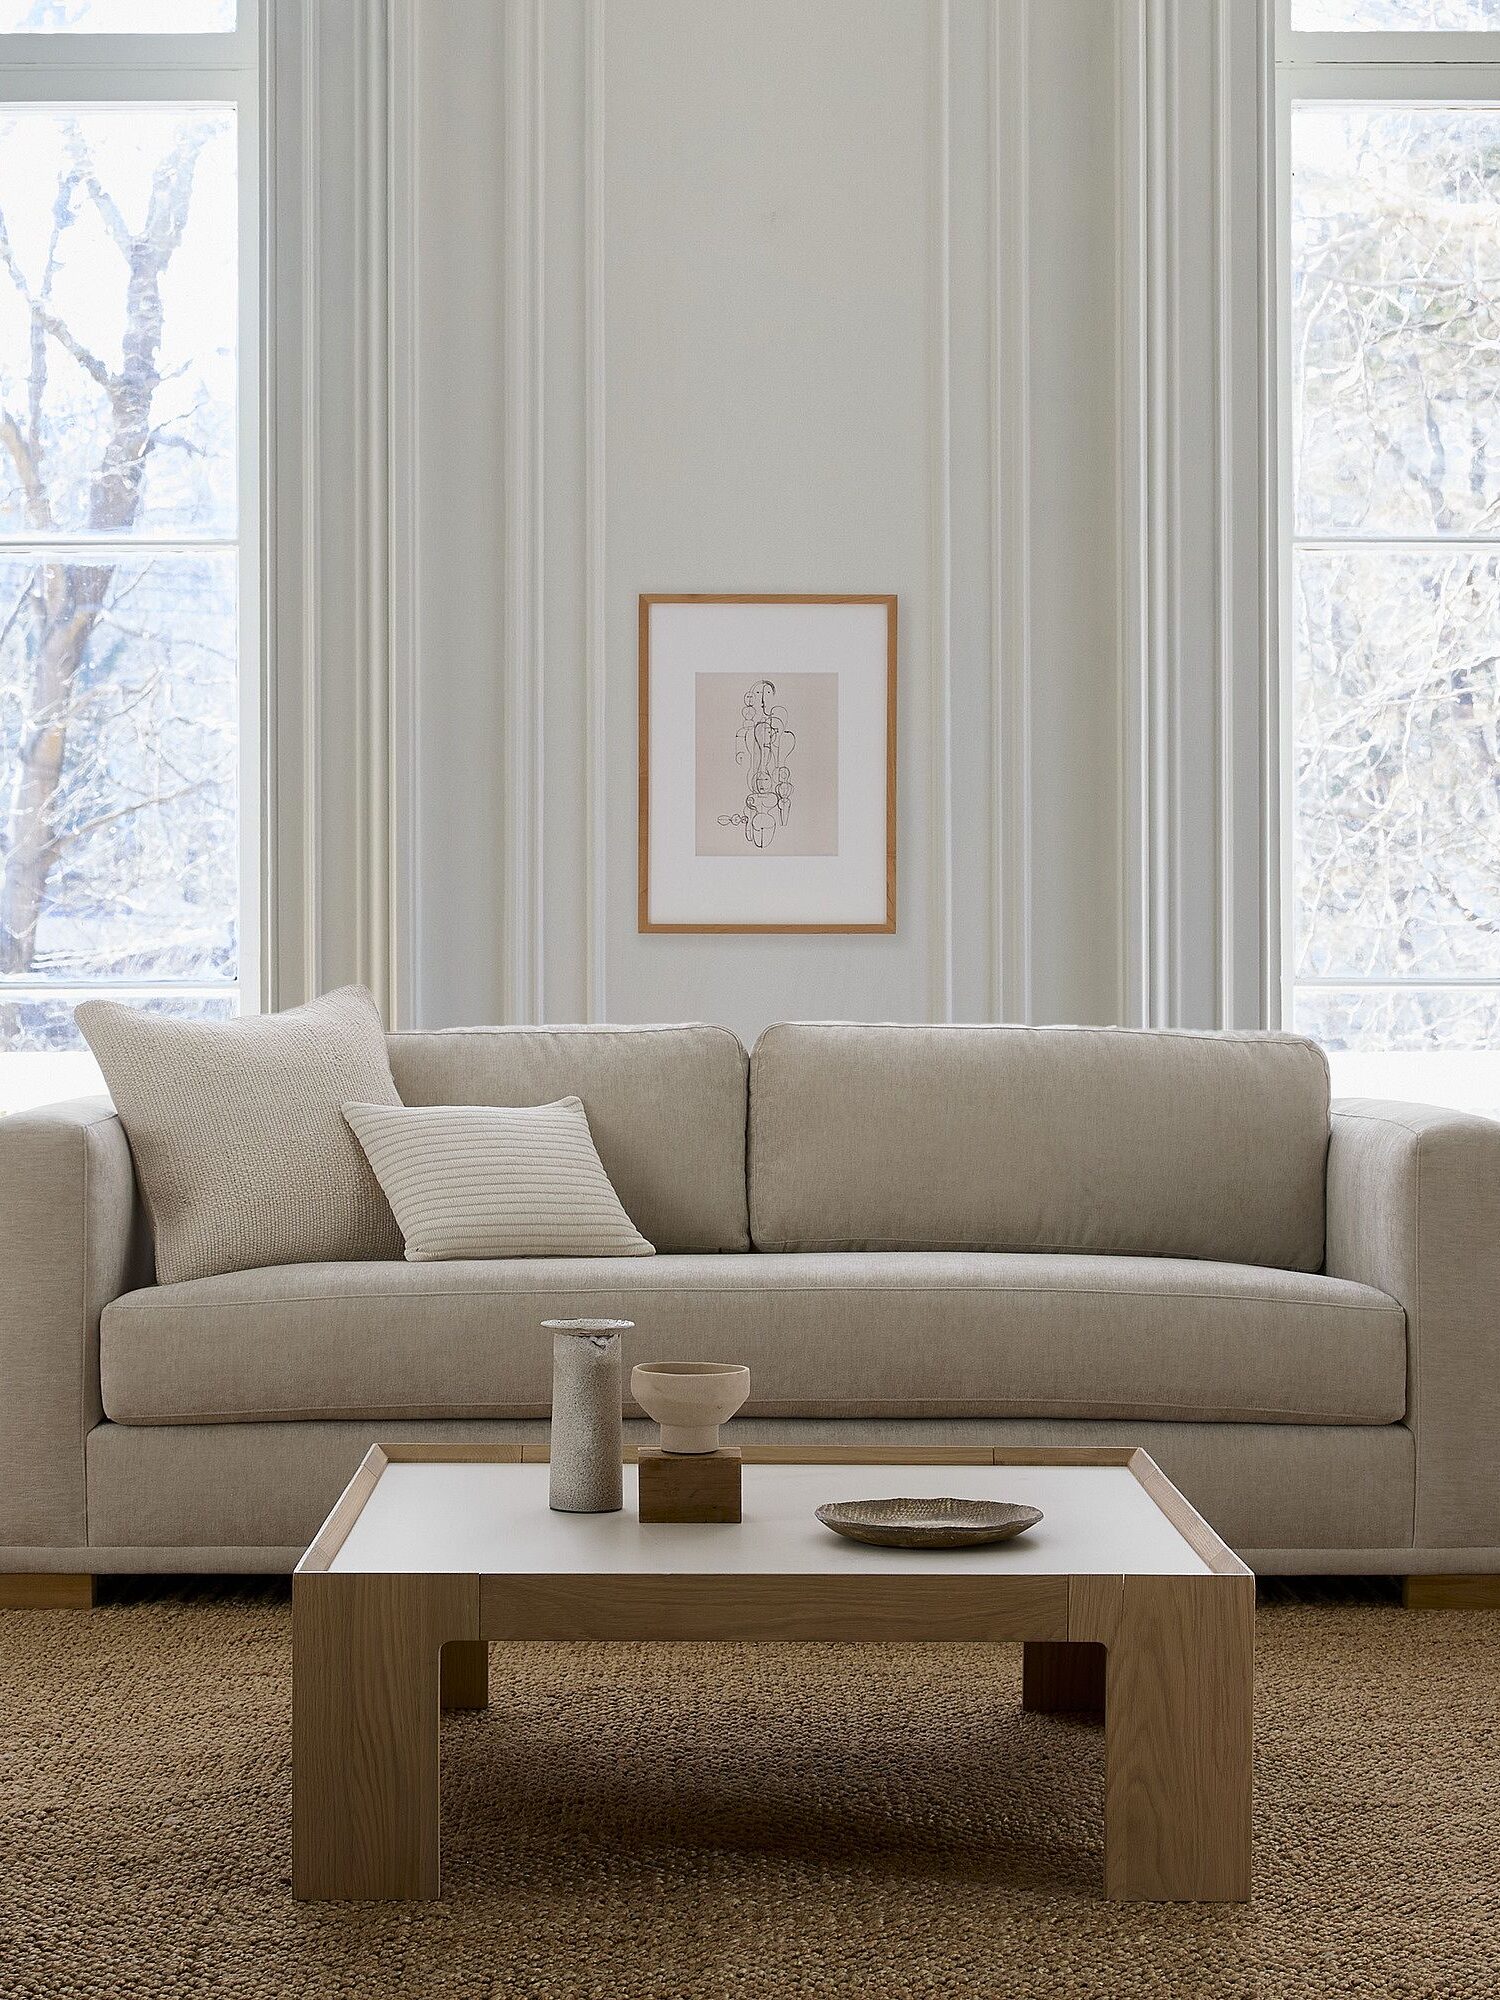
[0,3,235,27]
[0,100,240,1072]
[1295,1,1500,25]
[1290,102,1500,1057]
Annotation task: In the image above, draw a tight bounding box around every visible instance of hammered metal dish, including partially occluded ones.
[814,1497,1044,1550]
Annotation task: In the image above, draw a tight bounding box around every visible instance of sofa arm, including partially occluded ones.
[0,1096,149,1552]
[1326,1098,1500,1550]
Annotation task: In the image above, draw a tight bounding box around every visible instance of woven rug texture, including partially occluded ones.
[0,1582,1496,2000]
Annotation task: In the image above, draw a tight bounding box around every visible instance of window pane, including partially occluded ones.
[0,105,236,536]
[0,988,232,1053]
[1294,0,1500,25]
[0,2,235,28]
[1293,548,1500,981]
[1293,105,1500,538]
[1292,986,1500,1051]
[0,552,238,1046]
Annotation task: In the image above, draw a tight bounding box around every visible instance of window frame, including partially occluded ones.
[1274,11,1500,1114]
[0,7,254,72]
[0,4,261,1096]
[1279,0,1500,65]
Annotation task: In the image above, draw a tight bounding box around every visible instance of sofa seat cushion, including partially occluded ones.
[99,1252,1406,1428]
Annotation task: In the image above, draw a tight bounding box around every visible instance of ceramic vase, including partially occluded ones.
[545,1318,631,1512]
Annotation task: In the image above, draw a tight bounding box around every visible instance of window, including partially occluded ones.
[1279,2,1500,1115]
[0,2,255,1111]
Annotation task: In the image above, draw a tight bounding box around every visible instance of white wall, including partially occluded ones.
[271,0,1266,1044]
[597,1,934,1039]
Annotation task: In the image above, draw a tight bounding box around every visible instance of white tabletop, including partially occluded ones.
[325,1461,1214,1579]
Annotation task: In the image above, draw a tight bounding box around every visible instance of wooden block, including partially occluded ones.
[0,1573,94,1610]
[1403,1574,1500,1610]
[637,1445,742,1524]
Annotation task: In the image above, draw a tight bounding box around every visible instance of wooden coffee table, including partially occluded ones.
[292,1444,1252,1904]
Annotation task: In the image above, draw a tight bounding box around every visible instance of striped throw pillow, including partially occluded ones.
[341,1096,654,1261]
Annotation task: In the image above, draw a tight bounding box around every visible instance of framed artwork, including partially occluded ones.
[638,593,897,934]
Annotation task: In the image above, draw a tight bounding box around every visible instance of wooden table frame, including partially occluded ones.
[292,1444,1253,1905]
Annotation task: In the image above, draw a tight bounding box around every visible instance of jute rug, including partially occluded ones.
[0,1581,1495,1999]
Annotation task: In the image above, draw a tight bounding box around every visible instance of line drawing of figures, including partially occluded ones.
[718,679,795,849]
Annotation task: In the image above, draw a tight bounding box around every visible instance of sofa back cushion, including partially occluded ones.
[387,1024,749,1252]
[748,1023,1330,1270]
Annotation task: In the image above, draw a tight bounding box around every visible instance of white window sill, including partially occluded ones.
[0,1052,107,1118]
[1325,1050,1500,1124]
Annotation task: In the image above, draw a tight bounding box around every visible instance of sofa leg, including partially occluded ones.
[1402,1575,1500,1610]
[0,1573,94,1609]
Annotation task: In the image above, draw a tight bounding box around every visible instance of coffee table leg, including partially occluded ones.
[1022,1640,1104,1718]
[441,1640,490,1711]
[1101,1575,1254,1901]
[293,1574,476,1900]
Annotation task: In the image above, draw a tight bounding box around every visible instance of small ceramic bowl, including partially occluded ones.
[631,1361,751,1455]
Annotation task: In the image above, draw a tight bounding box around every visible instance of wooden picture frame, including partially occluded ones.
[638,592,897,934]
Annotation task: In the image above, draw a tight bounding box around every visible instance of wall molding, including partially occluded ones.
[928,0,955,1022]
[293,0,321,1009]
[583,0,608,1024]
[991,0,1034,1025]
[1116,0,1169,1031]
[260,4,1201,1039]
[263,0,399,1017]
[353,1,392,1018]
[386,0,420,1029]
[1116,0,1270,1031]
[500,0,546,1024]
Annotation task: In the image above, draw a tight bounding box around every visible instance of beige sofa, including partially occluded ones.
[1,1021,1496,1579]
